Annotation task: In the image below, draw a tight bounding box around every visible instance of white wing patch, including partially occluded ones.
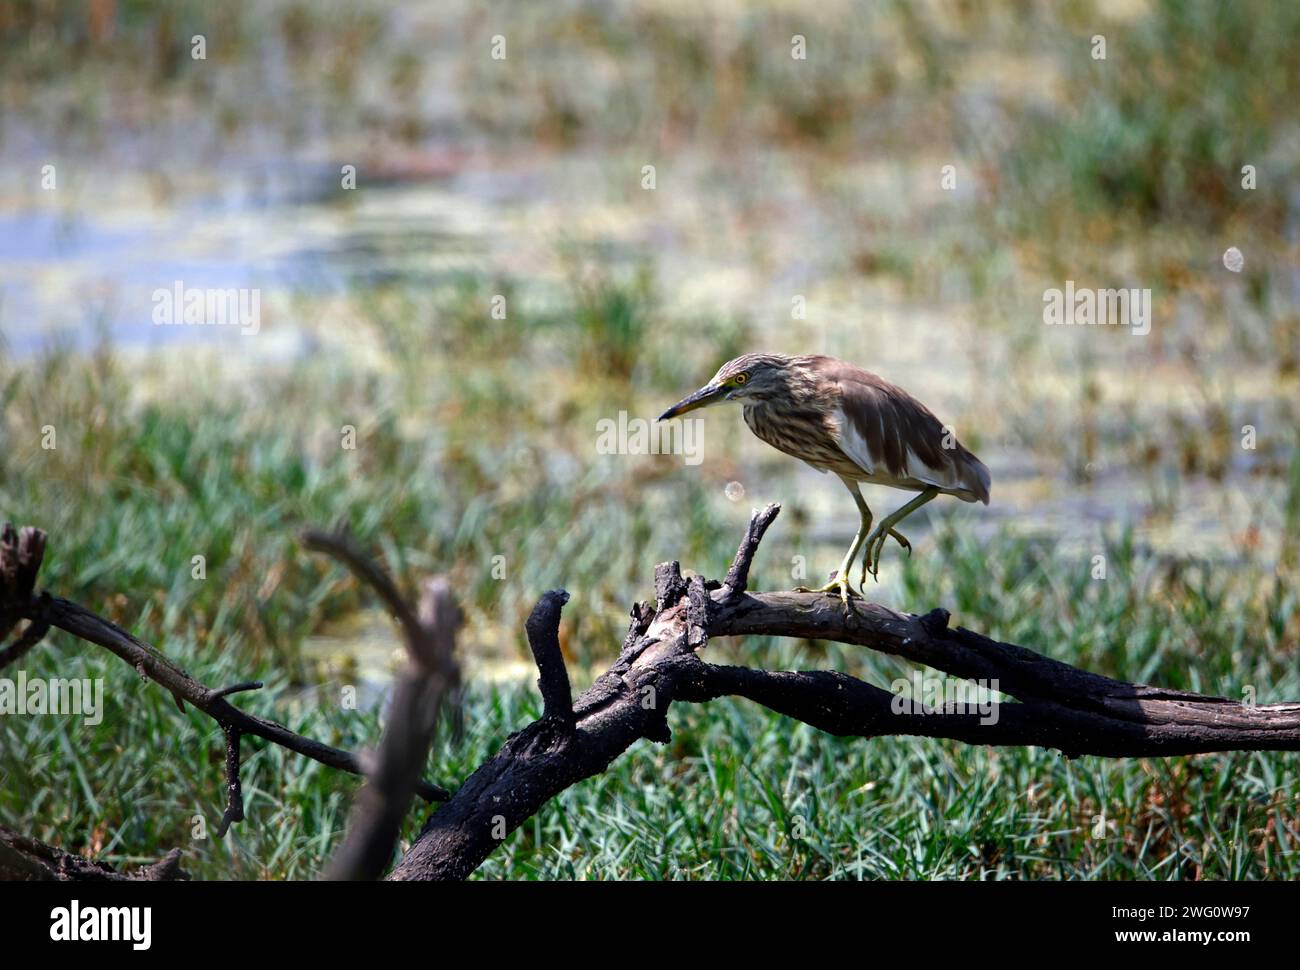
[832,404,878,475]
[830,405,968,494]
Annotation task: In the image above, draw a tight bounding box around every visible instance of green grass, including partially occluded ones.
[2,332,1298,879]
[5,524,1298,879]
[989,0,1300,236]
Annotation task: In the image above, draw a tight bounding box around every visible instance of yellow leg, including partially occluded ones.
[796,478,871,610]
[863,488,938,581]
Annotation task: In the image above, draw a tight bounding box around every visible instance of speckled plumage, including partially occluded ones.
[712,353,990,503]
[659,352,992,592]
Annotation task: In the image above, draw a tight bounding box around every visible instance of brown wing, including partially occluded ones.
[819,359,991,504]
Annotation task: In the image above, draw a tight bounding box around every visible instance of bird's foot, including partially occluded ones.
[794,572,863,613]
[860,529,910,583]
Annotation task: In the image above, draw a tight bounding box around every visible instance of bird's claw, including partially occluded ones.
[859,529,910,585]
[794,573,863,614]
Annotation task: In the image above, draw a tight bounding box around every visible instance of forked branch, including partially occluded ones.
[0,520,452,870]
[5,507,1297,883]
[389,503,1300,879]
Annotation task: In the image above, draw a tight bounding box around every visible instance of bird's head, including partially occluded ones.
[657,353,793,419]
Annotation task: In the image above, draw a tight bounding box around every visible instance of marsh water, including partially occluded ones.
[3,1,1295,693]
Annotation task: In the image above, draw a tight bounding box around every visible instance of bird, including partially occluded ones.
[658,353,990,607]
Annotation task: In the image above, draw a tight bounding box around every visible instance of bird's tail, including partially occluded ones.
[965,452,992,505]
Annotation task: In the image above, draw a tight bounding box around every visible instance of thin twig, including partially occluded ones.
[215,726,244,838]
[211,680,264,699]
[0,523,452,819]
[41,596,451,802]
[300,527,423,645]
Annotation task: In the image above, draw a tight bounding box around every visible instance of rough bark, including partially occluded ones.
[0,827,186,881]
[5,508,1298,883]
[388,504,1300,880]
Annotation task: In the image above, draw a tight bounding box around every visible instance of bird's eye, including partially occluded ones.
[733,373,749,385]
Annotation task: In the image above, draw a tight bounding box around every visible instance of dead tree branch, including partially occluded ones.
[524,590,574,727]
[0,525,50,668]
[0,521,452,868]
[7,505,1299,883]
[0,826,187,882]
[215,726,244,838]
[27,596,450,802]
[308,526,462,881]
[388,502,1300,880]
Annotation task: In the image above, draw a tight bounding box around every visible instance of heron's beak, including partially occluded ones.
[658,383,727,420]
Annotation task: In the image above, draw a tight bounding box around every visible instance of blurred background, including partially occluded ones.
[1,0,1298,879]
